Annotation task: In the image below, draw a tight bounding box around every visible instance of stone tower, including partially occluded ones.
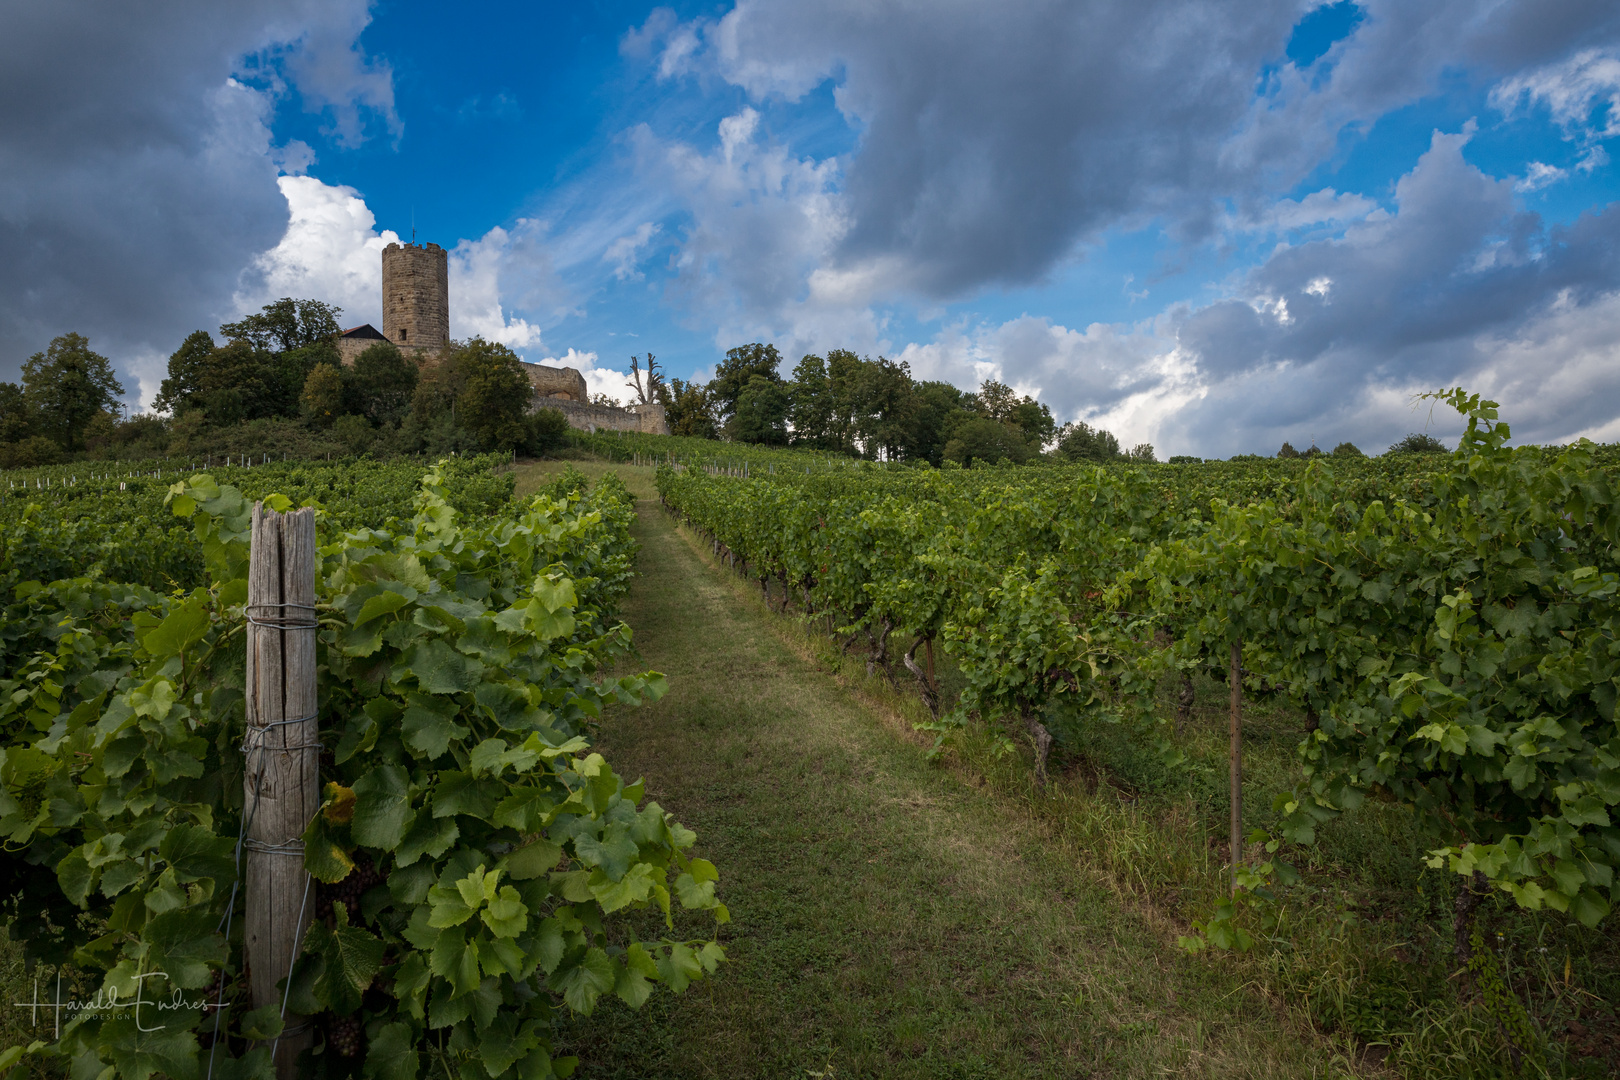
[381,241,448,351]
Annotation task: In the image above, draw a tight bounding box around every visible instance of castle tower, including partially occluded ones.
[381,242,448,351]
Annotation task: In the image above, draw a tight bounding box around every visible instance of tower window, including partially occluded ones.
[400,328,408,341]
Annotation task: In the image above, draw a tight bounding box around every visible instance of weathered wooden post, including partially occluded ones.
[1229,639,1243,895]
[243,504,319,1077]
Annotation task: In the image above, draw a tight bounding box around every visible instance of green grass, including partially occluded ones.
[539,466,1368,1079]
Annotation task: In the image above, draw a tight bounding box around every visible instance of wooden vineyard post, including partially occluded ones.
[1229,639,1243,895]
[243,504,320,1078]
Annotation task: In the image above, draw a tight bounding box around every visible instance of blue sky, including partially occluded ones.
[3,0,1619,456]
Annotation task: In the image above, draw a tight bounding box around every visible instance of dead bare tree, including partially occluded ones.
[626,354,666,406]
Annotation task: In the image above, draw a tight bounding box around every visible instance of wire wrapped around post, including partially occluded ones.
[242,505,319,1079]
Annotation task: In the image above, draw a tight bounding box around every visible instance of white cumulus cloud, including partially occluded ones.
[239,176,547,351]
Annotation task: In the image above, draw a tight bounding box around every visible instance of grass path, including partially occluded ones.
[520,465,1360,1079]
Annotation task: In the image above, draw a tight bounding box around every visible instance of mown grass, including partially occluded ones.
[527,464,1367,1079]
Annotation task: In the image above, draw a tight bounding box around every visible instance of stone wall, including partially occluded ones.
[382,243,448,350]
[521,362,588,401]
[535,398,670,435]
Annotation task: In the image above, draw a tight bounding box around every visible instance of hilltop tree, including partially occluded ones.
[301,363,346,427]
[153,330,217,415]
[219,297,342,354]
[1388,432,1449,454]
[972,379,1020,421]
[451,338,532,451]
[0,382,32,443]
[1056,421,1120,462]
[903,380,970,465]
[710,343,783,422]
[851,355,914,460]
[787,353,838,449]
[21,333,125,450]
[728,375,791,445]
[346,342,418,426]
[943,416,1032,466]
[662,378,718,438]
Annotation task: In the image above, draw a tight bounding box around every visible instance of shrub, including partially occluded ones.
[330,413,377,456]
[524,407,571,455]
[0,435,63,468]
[1387,432,1449,454]
[301,362,346,427]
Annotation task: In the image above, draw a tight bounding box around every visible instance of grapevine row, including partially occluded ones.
[656,390,1620,933]
[0,461,725,1078]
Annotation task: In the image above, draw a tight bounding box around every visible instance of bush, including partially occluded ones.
[0,436,63,468]
[301,362,345,427]
[524,407,571,455]
[1387,432,1449,454]
[330,413,377,456]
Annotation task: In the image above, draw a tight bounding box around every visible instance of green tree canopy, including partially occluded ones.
[1387,431,1449,454]
[451,338,532,451]
[0,381,32,443]
[851,355,914,459]
[728,374,791,445]
[346,342,418,426]
[1008,397,1056,447]
[219,297,342,354]
[1056,421,1120,462]
[787,353,836,449]
[903,380,969,465]
[301,363,346,427]
[661,378,717,439]
[971,379,1020,421]
[21,333,125,450]
[153,330,216,415]
[943,416,1033,467]
[710,343,783,421]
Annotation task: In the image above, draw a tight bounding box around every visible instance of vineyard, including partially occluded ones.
[0,454,726,1078]
[0,392,1615,1077]
[652,391,1620,1075]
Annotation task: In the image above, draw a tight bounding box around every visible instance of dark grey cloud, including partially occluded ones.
[652,0,1619,302]
[704,0,1300,297]
[0,0,395,398]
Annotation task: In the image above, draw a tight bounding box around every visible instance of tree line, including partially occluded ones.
[636,342,1158,466]
[0,301,1460,468]
[0,299,567,466]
